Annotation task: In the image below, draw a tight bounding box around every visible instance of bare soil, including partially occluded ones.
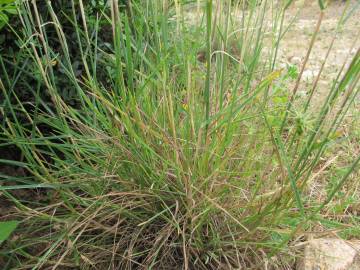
[277,0,359,104]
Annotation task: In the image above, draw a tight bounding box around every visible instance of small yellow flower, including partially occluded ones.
[50,59,57,66]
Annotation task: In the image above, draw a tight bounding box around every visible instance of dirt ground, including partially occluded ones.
[184,0,359,103]
[273,0,360,213]
[277,0,359,103]
[182,0,360,240]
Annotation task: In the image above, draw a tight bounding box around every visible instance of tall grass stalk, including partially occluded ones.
[1,0,359,269]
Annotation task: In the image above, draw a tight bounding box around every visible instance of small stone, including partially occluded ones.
[297,238,360,270]
[302,70,315,81]
[279,62,287,69]
[297,90,307,97]
[289,56,302,65]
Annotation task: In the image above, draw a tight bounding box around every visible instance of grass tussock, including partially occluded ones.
[0,0,359,269]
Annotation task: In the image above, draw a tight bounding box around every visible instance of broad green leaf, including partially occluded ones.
[5,5,17,15]
[318,0,326,10]
[0,13,8,30]
[0,221,19,243]
[0,20,5,29]
[0,12,8,23]
[0,0,16,4]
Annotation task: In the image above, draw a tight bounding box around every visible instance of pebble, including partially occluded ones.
[302,69,316,81]
[297,238,360,270]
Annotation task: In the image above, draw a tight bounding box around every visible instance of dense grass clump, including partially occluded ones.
[0,0,359,269]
